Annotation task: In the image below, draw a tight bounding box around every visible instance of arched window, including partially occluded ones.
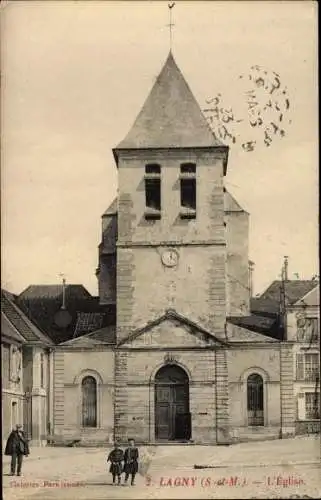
[247,373,264,426]
[82,376,97,427]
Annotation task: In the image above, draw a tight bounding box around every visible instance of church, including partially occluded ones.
[2,51,298,446]
[56,51,295,445]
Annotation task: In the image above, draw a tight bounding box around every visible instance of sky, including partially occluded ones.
[1,0,318,297]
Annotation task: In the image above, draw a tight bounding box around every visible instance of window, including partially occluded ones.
[180,163,196,219]
[296,353,320,381]
[40,353,44,388]
[2,343,10,386]
[144,164,161,219]
[82,376,97,427]
[247,373,264,426]
[11,402,18,429]
[305,392,320,420]
[297,317,319,343]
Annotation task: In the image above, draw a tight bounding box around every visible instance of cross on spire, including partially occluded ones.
[167,2,175,51]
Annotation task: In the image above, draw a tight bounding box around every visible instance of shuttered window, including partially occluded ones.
[82,376,97,427]
[305,392,320,420]
[296,353,319,381]
[296,353,304,381]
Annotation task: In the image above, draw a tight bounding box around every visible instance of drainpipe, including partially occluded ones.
[279,342,283,439]
[248,260,255,299]
[48,348,54,438]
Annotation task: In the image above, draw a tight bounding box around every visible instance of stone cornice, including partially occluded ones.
[55,345,115,352]
[117,240,226,248]
[115,346,226,352]
[228,342,281,349]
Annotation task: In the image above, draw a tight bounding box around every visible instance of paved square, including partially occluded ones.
[3,437,321,499]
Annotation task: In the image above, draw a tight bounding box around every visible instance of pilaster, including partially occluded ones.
[53,350,65,434]
[114,350,129,442]
[280,343,295,437]
[215,348,231,443]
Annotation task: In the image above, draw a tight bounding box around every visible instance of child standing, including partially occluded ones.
[107,442,124,486]
[123,438,139,486]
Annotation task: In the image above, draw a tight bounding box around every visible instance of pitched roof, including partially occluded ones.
[1,313,26,343]
[114,52,226,152]
[103,198,117,216]
[16,293,116,345]
[260,280,318,305]
[117,308,228,347]
[1,290,53,345]
[293,283,319,306]
[250,297,280,316]
[224,190,247,213]
[227,314,280,339]
[226,319,279,342]
[73,312,106,338]
[18,284,91,301]
[60,325,116,346]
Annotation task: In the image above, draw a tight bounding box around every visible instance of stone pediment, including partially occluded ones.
[118,310,227,349]
[226,322,278,343]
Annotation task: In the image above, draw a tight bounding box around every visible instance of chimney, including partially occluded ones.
[61,278,66,310]
[248,260,255,298]
[283,256,289,281]
[59,274,67,310]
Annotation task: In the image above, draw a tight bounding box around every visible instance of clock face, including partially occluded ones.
[161,249,178,267]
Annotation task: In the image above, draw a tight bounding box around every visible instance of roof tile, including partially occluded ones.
[1,290,52,344]
[115,52,224,151]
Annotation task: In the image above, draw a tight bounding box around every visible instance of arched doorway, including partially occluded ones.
[247,373,264,426]
[154,364,191,441]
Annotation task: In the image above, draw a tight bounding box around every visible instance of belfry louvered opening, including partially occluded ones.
[180,163,196,219]
[144,164,161,220]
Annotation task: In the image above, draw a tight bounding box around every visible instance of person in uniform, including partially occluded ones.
[123,438,139,486]
[5,424,30,476]
[107,442,124,485]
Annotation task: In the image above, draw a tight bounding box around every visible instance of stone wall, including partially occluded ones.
[225,210,250,316]
[116,149,227,343]
[280,343,295,436]
[53,349,114,442]
[114,347,222,444]
[228,345,282,440]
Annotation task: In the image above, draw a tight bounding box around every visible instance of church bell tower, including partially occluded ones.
[113,51,229,342]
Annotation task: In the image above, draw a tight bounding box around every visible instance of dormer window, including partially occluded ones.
[179,163,196,219]
[144,164,161,220]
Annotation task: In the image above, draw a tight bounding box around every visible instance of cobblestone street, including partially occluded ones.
[3,437,321,499]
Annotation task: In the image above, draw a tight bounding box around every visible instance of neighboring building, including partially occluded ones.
[286,283,320,433]
[251,279,320,434]
[1,290,53,447]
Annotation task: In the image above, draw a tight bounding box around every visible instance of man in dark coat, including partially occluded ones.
[123,438,139,486]
[5,424,30,476]
[107,442,124,485]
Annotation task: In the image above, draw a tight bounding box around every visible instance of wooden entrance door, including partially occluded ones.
[155,365,190,441]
